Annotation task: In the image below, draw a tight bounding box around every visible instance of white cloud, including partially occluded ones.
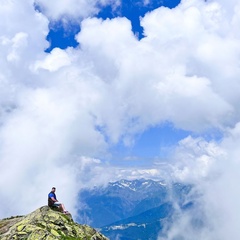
[170,136,224,182]
[6,32,28,62]
[34,0,120,20]
[74,1,237,137]
[33,47,72,72]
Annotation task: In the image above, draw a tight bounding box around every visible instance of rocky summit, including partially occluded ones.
[0,206,108,240]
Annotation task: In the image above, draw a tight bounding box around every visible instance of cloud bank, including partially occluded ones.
[1,1,240,238]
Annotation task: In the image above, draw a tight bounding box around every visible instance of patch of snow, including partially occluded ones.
[108,222,147,231]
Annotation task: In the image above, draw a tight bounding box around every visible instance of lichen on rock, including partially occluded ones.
[0,206,108,240]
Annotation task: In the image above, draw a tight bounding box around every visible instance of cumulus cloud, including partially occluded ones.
[158,125,240,239]
[1,2,240,238]
[74,0,238,137]
[34,0,120,20]
[33,48,72,72]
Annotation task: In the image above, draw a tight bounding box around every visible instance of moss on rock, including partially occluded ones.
[0,206,108,240]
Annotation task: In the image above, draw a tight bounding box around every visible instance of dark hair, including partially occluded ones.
[52,187,56,190]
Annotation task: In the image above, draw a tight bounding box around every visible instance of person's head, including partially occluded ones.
[51,187,56,192]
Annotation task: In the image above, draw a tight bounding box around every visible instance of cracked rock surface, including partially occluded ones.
[0,206,108,240]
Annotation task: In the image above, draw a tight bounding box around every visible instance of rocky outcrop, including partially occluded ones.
[0,206,108,240]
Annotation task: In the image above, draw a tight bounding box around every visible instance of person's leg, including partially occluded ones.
[61,203,66,212]
[53,202,62,211]
[53,202,68,213]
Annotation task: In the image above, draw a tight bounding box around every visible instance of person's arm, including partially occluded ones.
[49,193,58,202]
[51,197,58,202]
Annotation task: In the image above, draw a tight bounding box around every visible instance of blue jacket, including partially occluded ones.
[48,191,57,206]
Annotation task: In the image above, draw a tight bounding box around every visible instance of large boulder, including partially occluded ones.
[0,206,108,240]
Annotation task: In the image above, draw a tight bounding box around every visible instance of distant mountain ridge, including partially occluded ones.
[77,178,193,240]
[78,179,169,227]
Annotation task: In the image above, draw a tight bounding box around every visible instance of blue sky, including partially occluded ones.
[2,1,240,237]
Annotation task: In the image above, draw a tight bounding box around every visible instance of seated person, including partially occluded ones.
[48,187,68,214]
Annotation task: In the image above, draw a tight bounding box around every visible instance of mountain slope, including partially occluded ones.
[0,206,108,240]
[100,202,173,240]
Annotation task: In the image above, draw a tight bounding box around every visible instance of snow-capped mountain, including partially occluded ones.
[77,179,193,240]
